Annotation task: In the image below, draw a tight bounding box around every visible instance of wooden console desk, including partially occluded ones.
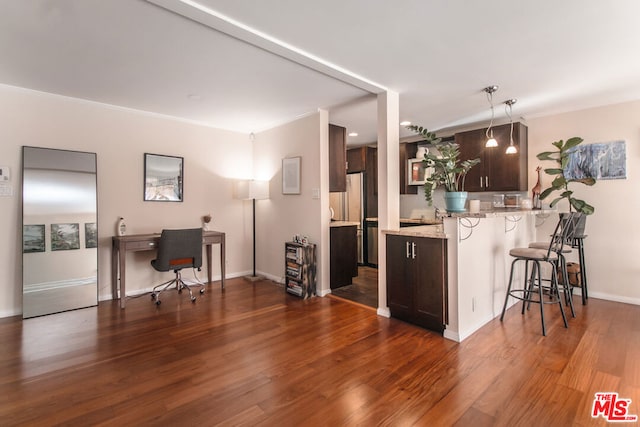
[112,230,225,308]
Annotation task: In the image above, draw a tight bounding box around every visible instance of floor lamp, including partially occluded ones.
[235,180,270,281]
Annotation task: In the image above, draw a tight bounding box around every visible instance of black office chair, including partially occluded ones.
[150,228,205,305]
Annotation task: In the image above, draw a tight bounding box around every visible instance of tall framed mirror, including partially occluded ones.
[22,147,98,318]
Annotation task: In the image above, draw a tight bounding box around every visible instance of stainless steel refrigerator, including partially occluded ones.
[330,172,364,264]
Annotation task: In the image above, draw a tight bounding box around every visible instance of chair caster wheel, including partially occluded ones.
[155,300,161,306]
[191,297,196,302]
[151,293,156,300]
[200,289,205,294]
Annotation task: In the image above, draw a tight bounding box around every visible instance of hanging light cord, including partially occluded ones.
[504,99,518,154]
[485,90,495,139]
[506,102,513,143]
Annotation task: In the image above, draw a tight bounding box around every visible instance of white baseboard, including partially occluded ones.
[579,291,640,306]
[443,330,461,342]
[377,307,390,318]
[317,288,331,297]
[0,309,21,318]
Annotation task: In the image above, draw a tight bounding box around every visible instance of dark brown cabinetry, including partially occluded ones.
[330,225,358,289]
[456,122,528,192]
[329,124,347,192]
[347,146,366,173]
[386,234,447,333]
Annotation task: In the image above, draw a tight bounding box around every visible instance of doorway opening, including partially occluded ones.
[330,171,378,309]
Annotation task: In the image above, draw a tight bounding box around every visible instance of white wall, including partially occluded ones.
[253,111,329,293]
[0,84,253,317]
[528,100,640,304]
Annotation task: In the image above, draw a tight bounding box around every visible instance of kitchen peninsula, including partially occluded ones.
[384,208,554,342]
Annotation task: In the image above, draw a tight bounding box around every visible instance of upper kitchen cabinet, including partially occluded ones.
[329,124,347,192]
[456,122,528,192]
[347,146,366,173]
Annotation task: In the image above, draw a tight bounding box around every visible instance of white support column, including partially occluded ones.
[376,90,400,317]
[318,109,331,297]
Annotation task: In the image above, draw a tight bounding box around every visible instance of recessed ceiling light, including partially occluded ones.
[400,121,411,126]
[348,132,358,137]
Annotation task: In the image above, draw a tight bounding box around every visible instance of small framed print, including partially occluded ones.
[85,223,97,248]
[51,223,80,251]
[282,157,301,195]
[23,224,45,253]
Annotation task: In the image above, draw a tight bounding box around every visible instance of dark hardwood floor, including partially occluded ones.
[1,277,639,426]
[330,266,378,308]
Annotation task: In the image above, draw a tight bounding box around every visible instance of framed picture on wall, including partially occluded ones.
[23,224,45,253]
[85,223,97,248]
[144,153,184,202]
[282,156,301,195]
[51,223,80,251]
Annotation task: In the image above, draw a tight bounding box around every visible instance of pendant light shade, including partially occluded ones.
[484,85,499,148]
[504,99,518,155]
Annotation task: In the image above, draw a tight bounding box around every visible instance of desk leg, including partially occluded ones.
[206,244,213,286]
[119,246,127,309]
[220,235,225,289]
[111,241,119,300]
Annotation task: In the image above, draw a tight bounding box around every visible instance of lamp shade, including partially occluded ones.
[235,180,270,200]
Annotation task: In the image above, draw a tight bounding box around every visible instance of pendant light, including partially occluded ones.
[504,99,518,154]
[484,85,499,147]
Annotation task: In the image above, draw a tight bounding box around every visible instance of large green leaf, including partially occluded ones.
[537,152,557,161]
[539,187,555,200]
[549,197,563,207]
[563,137,583,151]
[568,177,596,186]
[551,175,567,189]
[544,168,564,175]
[570,198,595,215]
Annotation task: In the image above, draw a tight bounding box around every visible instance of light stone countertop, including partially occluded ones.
[382,224,447,239]
[365,217,443,225]
[329,221,360,227]
[447,208,556,218]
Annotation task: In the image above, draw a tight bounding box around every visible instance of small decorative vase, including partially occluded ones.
[444,191,468,212]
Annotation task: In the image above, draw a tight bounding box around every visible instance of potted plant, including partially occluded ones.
[408,125,480,212]
[536,137,596,215]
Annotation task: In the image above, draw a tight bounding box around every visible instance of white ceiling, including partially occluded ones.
[2,0,640,145]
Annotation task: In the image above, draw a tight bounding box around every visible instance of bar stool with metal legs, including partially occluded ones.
[567,214,588,305]
[500,213,575,336]
[528,213,581,317]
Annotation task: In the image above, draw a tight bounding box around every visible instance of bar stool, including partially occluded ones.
[500,214,574,336]
[528,213,581,317]
[572,233,588,304]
